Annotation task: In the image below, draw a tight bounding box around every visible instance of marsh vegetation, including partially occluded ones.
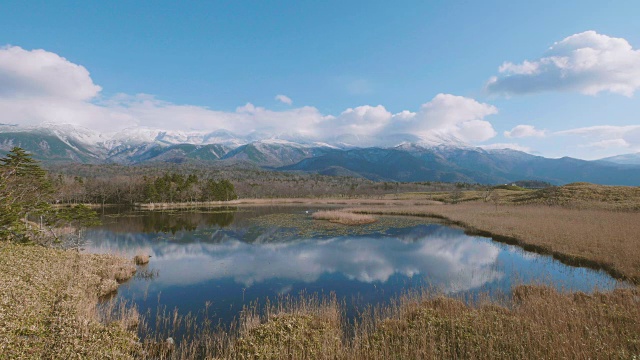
[134,285,640,359]
[311,210,377,225]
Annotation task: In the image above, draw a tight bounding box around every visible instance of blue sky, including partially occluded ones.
[1,1,639,159]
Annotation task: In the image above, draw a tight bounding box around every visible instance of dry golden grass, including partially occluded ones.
[133,286,640,359]
[508,183,640,211]
[312,210,377,225]
[347,285,640,359]
[134,254,150,265]
[348,202,640,284]
[0,242,139,359]
[137,294,342,359]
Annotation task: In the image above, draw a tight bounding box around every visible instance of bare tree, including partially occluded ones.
[489,190,501,211]
[450,188,463,204]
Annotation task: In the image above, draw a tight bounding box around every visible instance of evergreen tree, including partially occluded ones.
[1,147,102,245]
[220,179,238,201]
[0,147,53,241]
[143,176,159,202]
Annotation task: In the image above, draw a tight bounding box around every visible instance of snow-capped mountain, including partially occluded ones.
[1,122,639,185]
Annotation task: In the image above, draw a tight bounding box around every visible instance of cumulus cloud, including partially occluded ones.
[274,94,292,105]
[327,105,392,139]
[0,45,101,100]
[486,31,640,96]
[0,45,500,145]
[504,124,546,138]
[388,94,498,143]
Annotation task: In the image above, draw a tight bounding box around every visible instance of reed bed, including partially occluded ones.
[312,210,377,225]
[346,285,640,359]
[0,242,139,359]
[138,293,343,359]
[133,285,639,359]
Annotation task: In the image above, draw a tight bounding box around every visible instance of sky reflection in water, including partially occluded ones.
[84,207,624,324]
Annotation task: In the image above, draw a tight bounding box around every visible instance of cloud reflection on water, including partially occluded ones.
[86,225,504,293]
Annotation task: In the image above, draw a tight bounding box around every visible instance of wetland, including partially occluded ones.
[84,206,627,328]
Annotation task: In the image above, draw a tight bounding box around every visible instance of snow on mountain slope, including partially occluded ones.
[0,122,472,152]
[1,123,639,185]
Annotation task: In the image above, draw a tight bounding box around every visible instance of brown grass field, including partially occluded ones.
[0,243,139,359]
[312,210,377,225]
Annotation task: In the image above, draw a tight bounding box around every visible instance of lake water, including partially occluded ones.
[84,206,624,325]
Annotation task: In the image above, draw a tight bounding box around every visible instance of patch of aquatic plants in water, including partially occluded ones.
[247,212,434,240]
[312,210,377,225]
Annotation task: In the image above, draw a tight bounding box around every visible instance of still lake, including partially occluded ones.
[84,206,624,325]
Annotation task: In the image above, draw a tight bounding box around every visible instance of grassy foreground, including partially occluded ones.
[0,242,139,359]
[138,286,640,359]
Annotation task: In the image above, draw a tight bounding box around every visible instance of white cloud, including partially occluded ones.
[312,94,499,146]
[555,125,640,152]
[504,124,546,138]
[454,120,497,143]
[274,94,292,105]
[555,125,640,138]
[479,143,532,152]
[330,105,392,137]
[0,45,101,100]
[487,31,640,96]
[587,139,630,149]
[0,46,500,146]
[407,93,498,142]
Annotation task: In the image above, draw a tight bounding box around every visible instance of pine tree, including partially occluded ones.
[0,147,53,241]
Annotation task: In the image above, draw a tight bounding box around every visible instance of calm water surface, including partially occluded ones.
[84,206,624,325]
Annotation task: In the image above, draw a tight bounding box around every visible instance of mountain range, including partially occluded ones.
[1,123,639,186]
